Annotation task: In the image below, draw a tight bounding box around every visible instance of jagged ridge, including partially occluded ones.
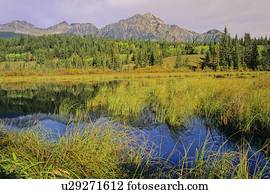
[0,13,222,43]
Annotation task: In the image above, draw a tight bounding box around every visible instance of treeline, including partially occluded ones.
[201,28,270,71]
[0,31,269,72]
[0,35,203,71]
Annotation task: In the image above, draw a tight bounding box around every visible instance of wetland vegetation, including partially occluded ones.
[0,74,269,179]
[0,28,270,179]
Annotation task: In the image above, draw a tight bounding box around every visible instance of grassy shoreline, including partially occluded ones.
[0,71,269,84]
[0,127,134,179]
[1,126,269,179]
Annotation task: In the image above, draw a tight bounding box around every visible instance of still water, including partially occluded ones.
[0,81,269,177]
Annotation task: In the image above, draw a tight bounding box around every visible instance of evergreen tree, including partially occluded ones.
[201,51,211,70]
[219,27,231,69]
[110,43,122,70]
[261,45,270,70]
[231,36,241,69]
[209,43,218,69]
[250,42,259,70]
[243,33,253,68]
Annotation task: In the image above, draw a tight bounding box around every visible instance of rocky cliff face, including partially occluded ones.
[68,23,98,35]
[0,13,222,43]
[99,13,197,42]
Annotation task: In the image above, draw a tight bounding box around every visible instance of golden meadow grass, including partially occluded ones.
[0,70,269,85]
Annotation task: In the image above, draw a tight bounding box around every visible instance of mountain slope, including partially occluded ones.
[99,13,198,42]
[195,29,223,43]
[0,20,98,36]
[0,13,222,42]
[68,23,98,35]
[0,20,46,35]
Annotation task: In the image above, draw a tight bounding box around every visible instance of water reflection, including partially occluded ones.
[1,115,269,177]
[0,81,119,118]
[0,81,269,178]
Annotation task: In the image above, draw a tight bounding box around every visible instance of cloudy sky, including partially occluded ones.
[0,0,269,37]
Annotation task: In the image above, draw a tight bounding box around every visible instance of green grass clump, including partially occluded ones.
[0,127,137,179]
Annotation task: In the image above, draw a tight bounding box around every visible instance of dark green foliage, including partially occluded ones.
[201,28,270,71]
[250,42,259,69]
[201,51,211,70]
[260,45,270,70]
[219,27,233,69]
[0,31,269,72]
[231,36,241,69]
[0,35,189,70]
[201,44,219,70]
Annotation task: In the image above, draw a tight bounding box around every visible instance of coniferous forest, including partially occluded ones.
[0,28,269,72]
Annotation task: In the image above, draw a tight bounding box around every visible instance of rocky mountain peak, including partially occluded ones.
[59,21,69,25]
[0,13,222,43]
[10,20,34,28]
[48,21,69,29]
[140,12,165,24]
[142,12,157,19]
[206,29,221,34]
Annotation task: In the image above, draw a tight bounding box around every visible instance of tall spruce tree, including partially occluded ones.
[250,42,259,70]
[232,35,241,69]
[219,27,231,69]
[243,33,253,68]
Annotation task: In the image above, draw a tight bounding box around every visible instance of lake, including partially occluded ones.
[0,80,269,178]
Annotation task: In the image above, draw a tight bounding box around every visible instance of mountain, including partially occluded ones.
[0,20,45,35]
[0,20,98,36]
[99,13,196,42]
[194,29,223,43]
[46,21,70,34]
[0,13,222,42]
[68,23,98,35]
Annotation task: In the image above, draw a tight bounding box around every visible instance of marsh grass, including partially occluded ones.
[85,76,270,135]
[0,126,136,178]
[0,125,269,179]
[0,73,270,179]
